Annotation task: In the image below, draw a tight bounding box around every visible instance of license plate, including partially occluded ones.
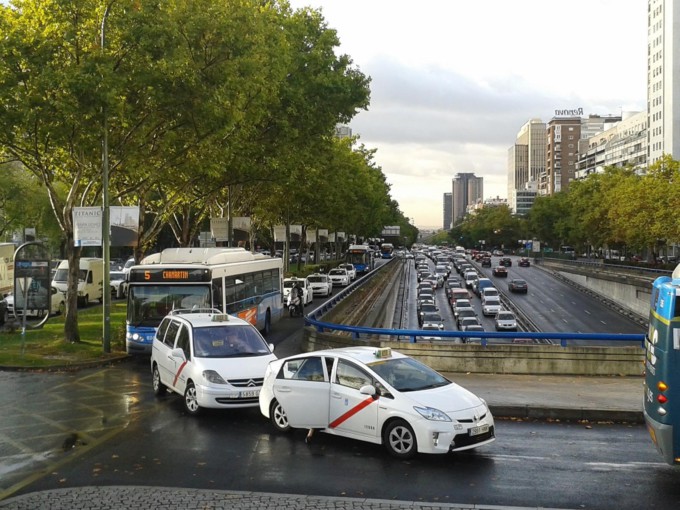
[469,424,489,436]
[240,390,260,398]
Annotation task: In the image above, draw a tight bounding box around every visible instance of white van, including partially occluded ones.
[52,258,104,307]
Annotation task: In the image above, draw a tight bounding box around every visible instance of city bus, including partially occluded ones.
[380,243,394,259]
[125,247,284,355]
[346,244,374,275]
[644,263,680,465]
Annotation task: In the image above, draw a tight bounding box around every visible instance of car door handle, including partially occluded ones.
[331,392,342,399]
[277,386,292,393]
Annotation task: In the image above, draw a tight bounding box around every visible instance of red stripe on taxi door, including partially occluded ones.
[329,396,376,429]
[173,360,188,387]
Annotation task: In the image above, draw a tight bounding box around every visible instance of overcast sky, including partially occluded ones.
[287,0,648,229]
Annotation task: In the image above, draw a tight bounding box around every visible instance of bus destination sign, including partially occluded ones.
[129,267,210,283]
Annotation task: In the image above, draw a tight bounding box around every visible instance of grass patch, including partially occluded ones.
[0,302,128,368]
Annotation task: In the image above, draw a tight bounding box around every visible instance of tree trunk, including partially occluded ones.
[63,230,81,343]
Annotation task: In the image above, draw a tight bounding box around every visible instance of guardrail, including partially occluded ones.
[303,316,645,348]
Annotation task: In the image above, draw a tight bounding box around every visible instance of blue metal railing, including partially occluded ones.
[304,258,646,348]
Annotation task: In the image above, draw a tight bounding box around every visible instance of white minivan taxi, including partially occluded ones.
[151,310,276,415]
[259,346,495,459]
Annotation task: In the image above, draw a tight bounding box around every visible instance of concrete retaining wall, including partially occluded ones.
[301,328,644,375]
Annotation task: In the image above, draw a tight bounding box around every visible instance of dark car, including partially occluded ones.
[518,257,531,267]
[508,278,528,293]
[500,257,512,267]
[492,266,508,277]
[481,257,492,267]
[456,308,478,328]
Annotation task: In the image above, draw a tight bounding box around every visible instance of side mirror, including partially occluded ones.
[359,384,376,397]
[171,348,186,360]
[269,343,275,352]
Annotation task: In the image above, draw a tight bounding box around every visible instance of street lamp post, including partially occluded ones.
[101,4,112,353]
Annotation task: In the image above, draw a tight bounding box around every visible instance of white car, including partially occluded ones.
[282,277,313,306]
[5,286,65,317]
[327,268,350,287]
[495,310,518,331]
[482,297,502,317]
[338,263,357,280]
[259,346,495,459]
[151,311,277,415]
[110,270,127,299]
[306,273,333,297]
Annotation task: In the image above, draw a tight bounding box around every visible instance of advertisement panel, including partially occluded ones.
[73,207,102,247]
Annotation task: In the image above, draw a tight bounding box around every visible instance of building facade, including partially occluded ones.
[544,117,582,194]
[452,173,483,225]
[648,0,680,164]
[442,192,452,230]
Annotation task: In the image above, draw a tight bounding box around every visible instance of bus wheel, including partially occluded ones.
[263,310,271,336]
[183,382,201,416]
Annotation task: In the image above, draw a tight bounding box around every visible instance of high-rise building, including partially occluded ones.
[544,117,581,194]
[442,193,452,230]
[648,0,680,164]
[508,119,545,211]
[452,173,483,225]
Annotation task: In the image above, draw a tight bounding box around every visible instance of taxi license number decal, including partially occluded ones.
[240,390,260,398]
[469,424,489,436]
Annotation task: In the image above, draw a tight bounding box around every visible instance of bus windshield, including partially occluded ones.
[128,284,211,327]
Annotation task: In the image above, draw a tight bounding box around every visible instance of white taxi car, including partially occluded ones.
[151,310,277,415]
[306,273,333,297]
[282,277,314,306]
[259,346,495,459]
[338,263,357,281]
[327,268,350,287]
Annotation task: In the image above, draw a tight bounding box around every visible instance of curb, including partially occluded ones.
[490,404,644,424]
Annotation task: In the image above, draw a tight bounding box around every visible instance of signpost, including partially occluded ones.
[13,242,52,353]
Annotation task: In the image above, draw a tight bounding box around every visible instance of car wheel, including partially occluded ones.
[183,381,201,416]
[57,301,66,315]
[152,364,166,396]
[270,400,291,432]
[0,308,6,325]
[384,419,417,459]
[83,294,89,307]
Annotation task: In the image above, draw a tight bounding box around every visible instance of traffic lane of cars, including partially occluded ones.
[476,256,644,338]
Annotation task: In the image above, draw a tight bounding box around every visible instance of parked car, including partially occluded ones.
[518,257,531,267]
[495,310,518,331]
[110,270,127,299]
[508,278,528,293]
[259,346,495,458]
[492,266,508,277]
[327,268,350,287]
[338,263,357,281]
[306,274,333,297]
[0,296,7,325]
[5,286,65,317]
[283,277,314,306]
[151,310,276,415]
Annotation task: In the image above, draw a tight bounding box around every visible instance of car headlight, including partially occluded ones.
[203,370,227,384]
[414,406,451,422]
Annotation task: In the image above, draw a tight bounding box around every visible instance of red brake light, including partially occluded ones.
[658,394,668,404]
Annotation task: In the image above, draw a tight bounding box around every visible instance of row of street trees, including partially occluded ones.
[0,0,415,343]
[444,156,680,259]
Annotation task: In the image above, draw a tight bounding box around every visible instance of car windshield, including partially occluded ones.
[110,271,125,281]
[497,312,515,320]
[192,324,270,358]
[307,276,325,283]
[368,357,451,392]
[329,270,344,276]
[421,313,442,322]
[485,298,500,304]
[283,280,301,288]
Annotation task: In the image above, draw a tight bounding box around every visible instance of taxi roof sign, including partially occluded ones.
[374,347,392,359]
[211,313,230,322]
